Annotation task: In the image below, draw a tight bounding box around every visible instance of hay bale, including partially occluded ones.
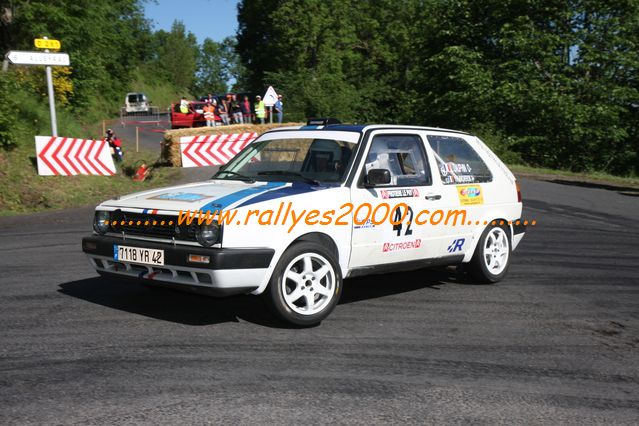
[161,123,304,167]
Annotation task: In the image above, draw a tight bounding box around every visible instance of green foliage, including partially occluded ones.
[0,74,20,149]
[152,21,199,93]
[237,0,639,176]
[192,36,243,96]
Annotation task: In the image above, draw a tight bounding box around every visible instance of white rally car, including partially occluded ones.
[83,119,526,326]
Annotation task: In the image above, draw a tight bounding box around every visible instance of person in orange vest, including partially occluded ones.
[203,100,216,127]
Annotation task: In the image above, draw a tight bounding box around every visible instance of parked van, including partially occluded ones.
[125,92,150,114]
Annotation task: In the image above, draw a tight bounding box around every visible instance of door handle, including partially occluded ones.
[425,194,441,201]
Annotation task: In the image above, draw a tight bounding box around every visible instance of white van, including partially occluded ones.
[124,92,149,114]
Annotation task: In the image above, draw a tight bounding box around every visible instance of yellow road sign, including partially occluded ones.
[34,39,61,50]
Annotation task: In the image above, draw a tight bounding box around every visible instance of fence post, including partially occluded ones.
[136,126,139,153]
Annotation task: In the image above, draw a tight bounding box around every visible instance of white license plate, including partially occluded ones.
[114,245,164,266]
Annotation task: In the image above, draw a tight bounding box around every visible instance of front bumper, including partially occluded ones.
[82,235,274,296]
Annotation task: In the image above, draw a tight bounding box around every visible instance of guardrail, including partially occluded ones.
[119,106,167,126]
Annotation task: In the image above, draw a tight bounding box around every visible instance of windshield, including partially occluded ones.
[127,94,145,103]
[216,137,357,184]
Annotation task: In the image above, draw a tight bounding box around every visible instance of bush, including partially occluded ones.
[0,74,20,149]
[471,123,523,165]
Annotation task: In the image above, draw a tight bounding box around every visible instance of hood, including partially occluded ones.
[101,180,290,213]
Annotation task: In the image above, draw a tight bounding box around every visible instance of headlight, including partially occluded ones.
[93,210,110,235]
[196,224,220,247]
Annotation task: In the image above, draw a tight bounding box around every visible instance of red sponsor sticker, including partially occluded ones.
[382,239,422,252]
[379,188,419,199]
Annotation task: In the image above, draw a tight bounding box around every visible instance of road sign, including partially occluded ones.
[263,86,279,107]
[180,133,258,168]
[35,136,116,176]
[6,50,70,66]
[34,38,61,50]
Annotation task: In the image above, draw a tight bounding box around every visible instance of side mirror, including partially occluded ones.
[366,168,391,186]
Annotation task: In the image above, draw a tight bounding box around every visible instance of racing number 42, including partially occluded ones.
[392,205,413,237]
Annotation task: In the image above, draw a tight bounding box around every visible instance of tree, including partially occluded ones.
[152,21,199,93]
[0,0,152,112]
[236,0,638,175]
[192,36,244,96]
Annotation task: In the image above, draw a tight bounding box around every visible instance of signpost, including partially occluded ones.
[6,51,69,66]
[34,38,61,50]
[263,86,278,124]
[5,37,68,136]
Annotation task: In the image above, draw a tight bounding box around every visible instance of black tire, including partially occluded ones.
[264,242,342,326]
[469,223,512,284]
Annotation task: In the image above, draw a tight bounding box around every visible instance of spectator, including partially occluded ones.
[211,99,218,126]
[241,95,252,124]
[203,100,215,127]
[218,98,230,125]
[105,128,123,162]
[274,94,284,124]
[254,95,266,124]
[105,128,115,144]
[206,93,215,104]
[179,96,189,114]
[231,94,243,124]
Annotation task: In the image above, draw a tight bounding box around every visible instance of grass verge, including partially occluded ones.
[1,142,637,217]
[509,164,639,189]
[0,144,182,216]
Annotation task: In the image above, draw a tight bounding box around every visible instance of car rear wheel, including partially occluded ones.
[264,242,342,326]
[469,224,511,283]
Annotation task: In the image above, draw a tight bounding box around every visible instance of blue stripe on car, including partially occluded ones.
[199,181,287,212]
[236,182,334,208]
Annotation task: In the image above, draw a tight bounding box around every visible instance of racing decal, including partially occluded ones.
[447,238,465,253]
[440,162,475,184]
[392,205,414,236]
[354,219,375,229]
[457,185,484,205]
[383,239,422,252]
[149,192,210,202]
[142,209,158,214]
[379,188,420,199]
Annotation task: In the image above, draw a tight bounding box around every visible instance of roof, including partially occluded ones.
[270,124,469,135]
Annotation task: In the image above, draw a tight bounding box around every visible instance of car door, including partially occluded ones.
[349,131,443,268]
[423,132,494,259]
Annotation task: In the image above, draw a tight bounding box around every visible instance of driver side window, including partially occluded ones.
[364,134,431,186]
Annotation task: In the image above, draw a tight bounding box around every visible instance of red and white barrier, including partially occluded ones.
[179,133,258,168]
[35,136,116,176]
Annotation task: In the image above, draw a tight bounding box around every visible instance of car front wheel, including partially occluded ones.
[469,224,511,283]
[264,242,342,326]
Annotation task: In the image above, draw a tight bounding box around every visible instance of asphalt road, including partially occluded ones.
[109,113,170,153]
[1,177,638,424]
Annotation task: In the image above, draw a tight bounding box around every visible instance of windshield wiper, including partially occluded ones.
[212,170,255,183]
[257,171,319,185]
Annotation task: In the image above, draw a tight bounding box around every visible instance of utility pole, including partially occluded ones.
[43,37,58,136]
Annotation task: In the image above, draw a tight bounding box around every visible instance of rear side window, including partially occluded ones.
[427,135,492,184]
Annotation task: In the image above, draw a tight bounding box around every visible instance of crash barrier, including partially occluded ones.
[119,106,164,126]
[35,136,116,176]
[161,123,303,167]
[180,133,258,168]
